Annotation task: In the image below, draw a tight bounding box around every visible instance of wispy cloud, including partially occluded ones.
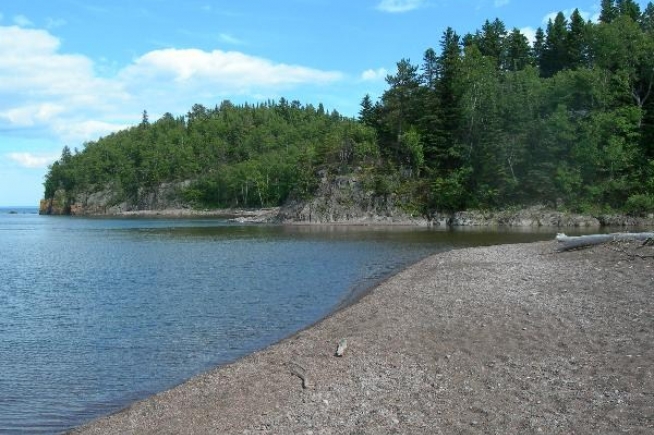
[376,0,425,13]
[46,17,67,29]
[13,15,33,27]
[361,68,388,82]
[218,33,244,45]
[520,27,537,45]
[494,0,510,7]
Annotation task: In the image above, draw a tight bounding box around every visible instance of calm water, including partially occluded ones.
[0,207,555,434]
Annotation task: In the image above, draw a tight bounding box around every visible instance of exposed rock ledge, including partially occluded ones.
[39,177,654,227]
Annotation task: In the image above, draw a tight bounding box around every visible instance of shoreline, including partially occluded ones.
[69,240,653,434]
[43,204,654,228]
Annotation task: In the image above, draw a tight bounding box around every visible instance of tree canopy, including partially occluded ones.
[45,2,654,216]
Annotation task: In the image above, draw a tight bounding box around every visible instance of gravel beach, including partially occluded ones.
[69,240,654,434]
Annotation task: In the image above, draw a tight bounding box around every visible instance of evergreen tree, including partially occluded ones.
[617,0,641,21]
[640,2,654,33]
[541,12,569,77]
[600,0,618,23]
[567,9,590,69]
[359,94,376,127]
[532,27,546,67]
[434,27,463,170]
[382,59,421,163]
[478,18,507,68]
[504,28,531,71]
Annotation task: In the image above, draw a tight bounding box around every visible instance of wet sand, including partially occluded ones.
[69,240,654,434]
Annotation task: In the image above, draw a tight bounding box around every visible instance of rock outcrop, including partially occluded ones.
[275,173,428,226]
[39,175,654,228]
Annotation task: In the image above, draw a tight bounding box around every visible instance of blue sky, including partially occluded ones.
[0,0,646,206]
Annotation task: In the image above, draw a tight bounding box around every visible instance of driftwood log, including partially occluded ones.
[556,232,654,252]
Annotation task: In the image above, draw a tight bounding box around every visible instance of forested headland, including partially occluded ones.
[43,1,654,219]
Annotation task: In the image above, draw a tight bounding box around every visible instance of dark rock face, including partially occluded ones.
[39,181,193,216]
[275,174,428,225]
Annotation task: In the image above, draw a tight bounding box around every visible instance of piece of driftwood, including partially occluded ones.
[335,338,348,357]
[556,232,654,252]
[289,361,311,389]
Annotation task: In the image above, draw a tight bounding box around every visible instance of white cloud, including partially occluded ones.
[7,152,59,169]
[0,25,129,142]
[0,24,344,147]
[494,0,510,7]
[0,103,66,126]
[52,119,130,142]
[119,48,342,91]
[376,0,425,13]
[13,15,33,27]
[361,68,388,82]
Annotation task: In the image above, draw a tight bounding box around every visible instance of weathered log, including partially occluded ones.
[556,232,654,251]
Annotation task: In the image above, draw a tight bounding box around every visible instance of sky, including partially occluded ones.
[0,0,648,206]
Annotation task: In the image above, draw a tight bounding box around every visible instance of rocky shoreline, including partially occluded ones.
[39,176,654,228]
[50,207,654,229]
[41,200,654,228]
[69,239,653,434]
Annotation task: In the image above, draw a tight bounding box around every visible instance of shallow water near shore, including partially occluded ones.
[1,208,561,434]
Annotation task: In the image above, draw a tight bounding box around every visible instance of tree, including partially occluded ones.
[617,0,641,21]
[504,28,531,71]
[432,27,463,170]
[600,0,619,23]
[140,110,149,127]
[541,12,569,77]
[532,27,546,66]
[421,48,439,89]
[478,18,508,68]
[359,94,376,126]
[640,2,654,33]
[382,58,421,162]
[567,9,590,69]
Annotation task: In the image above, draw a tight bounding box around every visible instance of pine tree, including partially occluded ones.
[504,28,531,71]
[532,27,546,67]
[617,0,641,21]
[478,18,507,68]
[640,2,654,33]
[541,13,569,77]
[359,94,376,127]
[567,9,589,69]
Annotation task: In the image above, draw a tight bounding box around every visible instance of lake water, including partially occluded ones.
[0,207,556,434]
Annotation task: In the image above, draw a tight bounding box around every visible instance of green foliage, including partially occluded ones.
[44,100,376,209]
[44,6,654,217]
[624,194,654,216]
[429,167,472,211]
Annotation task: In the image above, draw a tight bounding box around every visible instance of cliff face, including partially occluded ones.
[39,181,193,216]
[275,172,428,225]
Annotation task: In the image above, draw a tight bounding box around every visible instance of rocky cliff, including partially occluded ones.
[39,175,654,228]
